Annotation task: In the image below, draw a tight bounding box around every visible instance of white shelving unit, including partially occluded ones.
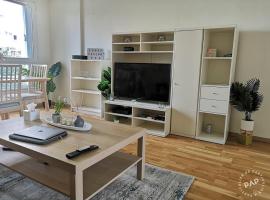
[109,31,174,137]
[196,26,239,144]
[104,100,171,137]
[70,59,110,117]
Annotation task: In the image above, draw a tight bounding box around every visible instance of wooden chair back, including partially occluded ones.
[28,64,48,92]
[0,64,22,104]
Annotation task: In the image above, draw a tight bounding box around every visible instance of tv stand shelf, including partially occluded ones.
[104,100,171,137]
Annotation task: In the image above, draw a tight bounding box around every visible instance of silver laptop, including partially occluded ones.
[9,126,67,145]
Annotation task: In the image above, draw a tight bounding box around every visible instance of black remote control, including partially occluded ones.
[66,145,99,159]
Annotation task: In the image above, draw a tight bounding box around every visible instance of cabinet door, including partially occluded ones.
[171,30,203,137]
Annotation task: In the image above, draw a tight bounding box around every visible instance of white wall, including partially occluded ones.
[50,0,270,138]
[48,0,81,100]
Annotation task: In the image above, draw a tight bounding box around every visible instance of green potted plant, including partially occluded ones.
[52,99,65,123]
[97,67,111,99]
[46,62,62,107]
[230,78,263,145]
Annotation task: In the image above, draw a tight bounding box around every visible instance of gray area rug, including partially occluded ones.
[0,164,194,200]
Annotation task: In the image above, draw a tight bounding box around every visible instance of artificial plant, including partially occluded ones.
[54,99,65,115]
[47,62,62,98]
[230,78,263,121]
[97,67,111,99]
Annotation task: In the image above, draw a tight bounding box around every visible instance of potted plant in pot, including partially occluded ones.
[97,67,111,99]
[46,62,62,108]
[230,78,263,145]
[52,99,65,123]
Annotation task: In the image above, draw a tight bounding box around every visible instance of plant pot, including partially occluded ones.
[240,120,254,145]
[52,113,61,123]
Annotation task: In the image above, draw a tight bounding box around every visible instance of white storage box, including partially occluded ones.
[23,109,40,121]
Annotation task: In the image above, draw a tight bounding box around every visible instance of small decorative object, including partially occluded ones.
[123,47,135,51]
[74,115,85,127]
[52,99,65,123]
[97,67,111,99]
[113,116,119,123]
[87,48,105,60]
[230,78,263,145]
[224,53,232,57]
[206,48,217,57]
[23,103,40,121]
[157,35,166,41]
[123,36,132,43]
[205,124,213,134]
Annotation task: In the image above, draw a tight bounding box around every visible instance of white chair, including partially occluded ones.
[0,64,22,120]
[21,64,48,108]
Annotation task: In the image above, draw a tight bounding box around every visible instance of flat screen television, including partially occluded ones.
[113,62,171,104]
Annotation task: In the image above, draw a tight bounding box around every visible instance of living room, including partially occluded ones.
[0,0,269,200]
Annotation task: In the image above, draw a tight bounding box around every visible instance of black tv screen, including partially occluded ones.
[114,63,171,104]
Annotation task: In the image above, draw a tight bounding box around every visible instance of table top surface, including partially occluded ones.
[0,113,145,171]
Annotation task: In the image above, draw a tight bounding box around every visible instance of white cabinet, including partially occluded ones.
[171,30,203,137]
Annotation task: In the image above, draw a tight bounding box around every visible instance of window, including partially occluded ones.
[0,0,32,58]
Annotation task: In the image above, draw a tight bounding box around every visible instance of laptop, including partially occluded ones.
[9,126,67,145]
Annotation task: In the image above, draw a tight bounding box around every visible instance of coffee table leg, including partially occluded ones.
[137,135,145,180]
[70,169,84,200]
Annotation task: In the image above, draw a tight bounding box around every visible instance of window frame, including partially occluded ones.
[0,0,34,61]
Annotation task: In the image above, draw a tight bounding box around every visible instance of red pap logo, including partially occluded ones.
[238,169,265,199]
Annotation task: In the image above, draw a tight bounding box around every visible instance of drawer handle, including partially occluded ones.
[211,105,217,108]
[212,92,218,95]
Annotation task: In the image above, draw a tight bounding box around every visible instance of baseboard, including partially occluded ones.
[229,132,270,144]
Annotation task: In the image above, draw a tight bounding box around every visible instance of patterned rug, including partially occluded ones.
[0,164,194,200]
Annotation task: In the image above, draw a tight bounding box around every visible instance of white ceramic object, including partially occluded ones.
[23,109,40,121]
[44,117,92,132]
[241,120,254,131]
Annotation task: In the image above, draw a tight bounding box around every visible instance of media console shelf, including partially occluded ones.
[104,100,171,137]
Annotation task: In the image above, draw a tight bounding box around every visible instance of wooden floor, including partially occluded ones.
[3,110,270,200]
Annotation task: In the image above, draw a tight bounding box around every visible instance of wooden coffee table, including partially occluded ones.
[0,115,145,200]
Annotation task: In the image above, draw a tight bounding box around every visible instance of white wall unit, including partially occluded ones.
[196,26,239,144]
[104,100,171,137]
[70,59,110,117]
[171,30,203,138]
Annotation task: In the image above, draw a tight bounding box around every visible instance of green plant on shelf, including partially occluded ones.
[97,67,111,99]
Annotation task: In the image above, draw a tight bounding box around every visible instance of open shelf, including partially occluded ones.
[112,43,140,52]
[112,51,173,54]
[141,32,174,42]
[72,106,101,116]
[105,114,132,125]
[112,34,140,43]
[72,76,101,81]
[133,119,165,136]
[196,112,226,144]
[72,89,101,95]
[133,116,165,124]
[203,57,232,60]
[0,150,140,199]
[104,112,132,118]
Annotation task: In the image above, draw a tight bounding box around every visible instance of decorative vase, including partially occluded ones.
[52,113,61,123]
[240,120,254,145]
[74,115,84,127]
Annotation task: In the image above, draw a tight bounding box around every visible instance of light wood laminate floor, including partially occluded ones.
[4,110,270,200]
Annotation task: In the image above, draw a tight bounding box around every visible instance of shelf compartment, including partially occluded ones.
[112,51,173,54]
[201,59,231,85]
[133,119,165,136]
[72,106,101,116]
[141,32,174,42]
[72,89,101,95]
[112,43,140,52]
[112,34,140,43]
[203,28,235,57]
[105,114,132,126]
[196,112,226,144]
[141,43,173,52]
[203,57,232,60]
[0,150,141,199]
[104,112,132,118]
[71,77,101,81]
[133,107,165,124]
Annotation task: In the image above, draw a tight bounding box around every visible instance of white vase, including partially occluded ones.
[240,120,254,131]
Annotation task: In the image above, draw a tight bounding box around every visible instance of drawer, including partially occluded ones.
[200,86,230,101]
[200,99,228,114]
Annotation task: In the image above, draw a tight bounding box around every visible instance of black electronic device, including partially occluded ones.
[114,62,171,104]
[66,145,99,159]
